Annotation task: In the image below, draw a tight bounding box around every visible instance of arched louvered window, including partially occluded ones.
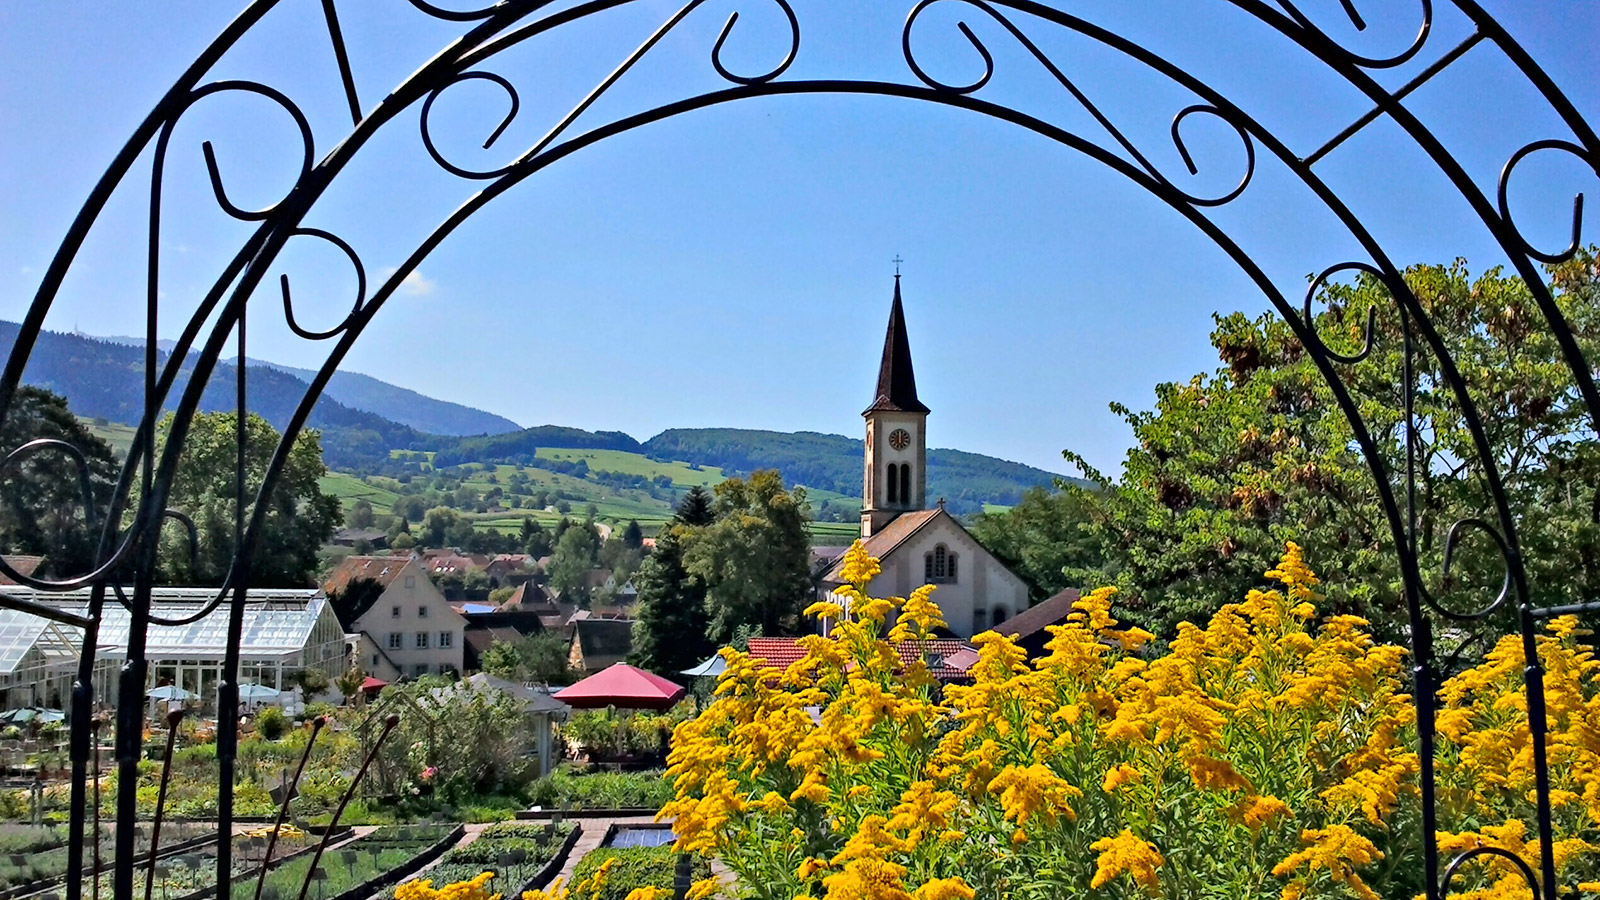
[923,544,956,584]
[887,464,899,504]
[899,464,912,506]
[992,606,1008,628]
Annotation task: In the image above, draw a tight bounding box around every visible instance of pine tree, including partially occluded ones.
[629,526,711,675]
[676,485,715,527]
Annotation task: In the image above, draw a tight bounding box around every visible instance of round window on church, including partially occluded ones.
[889,428,911,451]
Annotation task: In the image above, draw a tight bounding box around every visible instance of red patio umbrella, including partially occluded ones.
[359,676,388,693]
[554,663,685,711]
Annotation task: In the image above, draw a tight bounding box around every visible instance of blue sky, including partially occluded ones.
[2,1,1597,476]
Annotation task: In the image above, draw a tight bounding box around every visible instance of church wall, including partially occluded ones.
[824,515,1030,641]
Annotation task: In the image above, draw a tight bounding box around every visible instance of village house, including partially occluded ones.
[330,527,389,549]
[567,618,635,674]
[323,556,466,680]
[485,553,536,588]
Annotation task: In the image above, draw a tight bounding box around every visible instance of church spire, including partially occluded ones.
[864,275,930,415]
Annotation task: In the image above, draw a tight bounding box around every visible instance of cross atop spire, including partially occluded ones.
[864,275,930,415]
[892,255,904,277]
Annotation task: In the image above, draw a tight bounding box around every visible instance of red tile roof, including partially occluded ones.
[503,583,555,613]
[0,555,44,585]
[322,556,414,595]
[745,637,977,681]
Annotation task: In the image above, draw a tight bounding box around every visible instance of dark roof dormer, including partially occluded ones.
[864,275,930,415]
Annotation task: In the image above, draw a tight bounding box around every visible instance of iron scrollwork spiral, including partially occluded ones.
[711,0,800,85]
[901,0,1257,208]
[420,70,524,180]
[1497,139,1592,265]
[185,81,317,222]
[279,228,369,340]
[1441,846,1540,900]
[1273,0,1433,70]
[1298,261,1388,365]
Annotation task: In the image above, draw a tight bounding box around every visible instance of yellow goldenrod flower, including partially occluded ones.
[1089,829,1164,889]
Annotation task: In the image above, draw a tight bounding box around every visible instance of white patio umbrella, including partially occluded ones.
[680,655,727,678]
[147,685,197,702]
[236,683,281,702]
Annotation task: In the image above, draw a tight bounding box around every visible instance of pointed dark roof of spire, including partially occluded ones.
[865,276,930,415]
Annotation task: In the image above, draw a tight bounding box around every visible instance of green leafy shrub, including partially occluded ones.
[256,706,288,741]
[526,767,672,810]
[569,847,709,900]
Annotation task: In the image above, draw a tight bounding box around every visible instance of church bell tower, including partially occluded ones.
[861,274,929,538]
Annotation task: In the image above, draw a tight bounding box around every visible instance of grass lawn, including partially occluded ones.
[535,447,725,487]
[81,417,137,458]
[319,471,401,514]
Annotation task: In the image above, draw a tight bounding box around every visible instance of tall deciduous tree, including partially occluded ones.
[970,486,1107,603]
[548,521,601,603]
[481,632,574,685]
[0,387,118,578]
[155,411,340,587]
[1063,255,1600,641]
[683,470,812,642]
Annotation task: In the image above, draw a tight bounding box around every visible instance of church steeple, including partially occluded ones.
[864,275,930,415]
[860,275,930,538]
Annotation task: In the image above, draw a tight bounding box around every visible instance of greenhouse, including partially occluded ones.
[0,608,118,713]
[0,588,346,714]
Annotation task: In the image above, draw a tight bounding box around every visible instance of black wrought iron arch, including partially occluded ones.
[1,2,1595,900]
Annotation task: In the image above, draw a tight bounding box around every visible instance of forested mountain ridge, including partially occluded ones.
[243,359,521,436]
[643,428,1081,513]
[96,331,519,436]
[431,426,645,465]
[0,321,441,467]
[3,323,1079,515]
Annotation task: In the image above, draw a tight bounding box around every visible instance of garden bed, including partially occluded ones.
[0,823,215,899]
[109,825,352,900]
[242,824,460,900]
[515,807,657,820]
[381,822,577,900]
[569,845,710,900]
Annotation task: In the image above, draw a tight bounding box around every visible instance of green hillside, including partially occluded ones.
[322,443,866,539]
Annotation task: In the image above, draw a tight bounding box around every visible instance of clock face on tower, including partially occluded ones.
[888,428,911,451]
